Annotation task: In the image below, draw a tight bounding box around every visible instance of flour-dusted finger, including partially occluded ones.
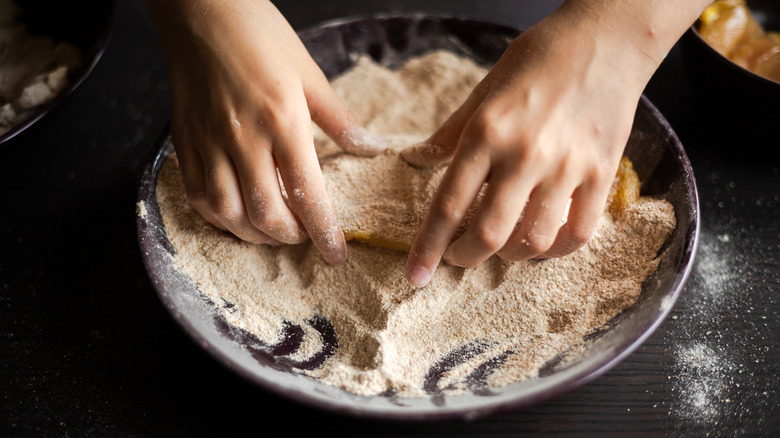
[400,82,488,168]
[200,148,277,244]
[541,172,613,258]
[305,69,386,157]
[498,181,575,262]
[170,133,227,231]
[230,142,308,244]
[273,108,347,264]
[405,149,490,287]
[442,167,532,268]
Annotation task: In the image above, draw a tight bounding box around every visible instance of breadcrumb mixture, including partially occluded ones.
[155,51,676,397]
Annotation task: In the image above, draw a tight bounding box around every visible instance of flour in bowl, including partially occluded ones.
[155,51,676,397]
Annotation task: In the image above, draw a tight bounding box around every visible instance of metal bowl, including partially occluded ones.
[137,14,699,421]
[0,0,117,145]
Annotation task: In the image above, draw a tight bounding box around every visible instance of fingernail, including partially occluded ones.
[319,225,348,265]
[406,265,431,288]
[325,247,347,265]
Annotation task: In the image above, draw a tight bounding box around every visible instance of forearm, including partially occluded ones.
[144,0,277,55]
[563,0,711,67]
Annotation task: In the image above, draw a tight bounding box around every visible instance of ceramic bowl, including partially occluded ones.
[680,0,780,146]
[137,15,699,421]
[0,0,117,145]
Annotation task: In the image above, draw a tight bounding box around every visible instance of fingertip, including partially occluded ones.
[325,250,347,265]
[318,225,348,265]
[399,143,425,167]
[400,142,448,168]
[406,264,431,288]
[341,126,386,157]
[539,233,589,259]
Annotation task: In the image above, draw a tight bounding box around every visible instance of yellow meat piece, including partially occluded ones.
[343,229,413,251]
[607,156,641,217]
[698,0,764,57]
[698,0,780,82]
[341,156,641,251]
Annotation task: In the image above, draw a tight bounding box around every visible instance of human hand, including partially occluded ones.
[147,0,384,264]
[400,1,672,287]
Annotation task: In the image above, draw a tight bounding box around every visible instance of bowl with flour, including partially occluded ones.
[0,0,117,145]
[137,15,699,421]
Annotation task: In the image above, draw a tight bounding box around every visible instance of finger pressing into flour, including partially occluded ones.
[540,178,609,258]
[406,151,489,287]
[273,118,347,264]
[201,151,277,244]
[443,168,532,268]
[305,71,386,157]
[231,143,308,244]
[171,138,227,231]
[400,103,474,168]
[497,183,573,261]
[401,79,489,168]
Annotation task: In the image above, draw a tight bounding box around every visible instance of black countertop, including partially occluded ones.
[2,0,778,436]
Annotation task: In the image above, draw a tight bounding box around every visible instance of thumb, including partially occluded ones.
[305,73,386,157]
[400,86,485,167]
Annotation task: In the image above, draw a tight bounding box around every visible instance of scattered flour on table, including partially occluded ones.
[668,228,773,433]
[673,342,734,423]
[155,50,677,397]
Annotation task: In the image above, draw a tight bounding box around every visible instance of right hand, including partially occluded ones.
[147,0,384,264]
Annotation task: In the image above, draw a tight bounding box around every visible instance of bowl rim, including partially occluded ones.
[0,0,119,146]
[688,18,780,88]
[137,13,700,421]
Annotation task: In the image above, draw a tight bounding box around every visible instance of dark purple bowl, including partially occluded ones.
[0,0,117,145]
[680,0,780,146]
[137,14,699,421]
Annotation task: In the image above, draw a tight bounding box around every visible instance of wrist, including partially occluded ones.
[520,4,660,94]
[561,0,711,68]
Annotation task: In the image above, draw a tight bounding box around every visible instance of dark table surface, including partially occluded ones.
[2,0,778,436]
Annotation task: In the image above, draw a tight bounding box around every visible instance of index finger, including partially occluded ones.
[405,150,489,287]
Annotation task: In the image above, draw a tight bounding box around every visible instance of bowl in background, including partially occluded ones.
[680,0,780,148]
[137,15,699,421]
[0,0,117,145]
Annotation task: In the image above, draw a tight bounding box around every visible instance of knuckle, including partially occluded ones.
[248,207,283,233]
[208,195,241,223]
[262,99,305,133]
[470,108,516,147]
[563,218,598,250]
[523,232,555,255]
[247,203,304,243]
[185,188,208,208]
[433,193,465,223]
[471,223,506,251]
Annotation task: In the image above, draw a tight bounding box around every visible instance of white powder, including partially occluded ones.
[155,51,677,398]
[673,343,733,422]
[667,222,777,434]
